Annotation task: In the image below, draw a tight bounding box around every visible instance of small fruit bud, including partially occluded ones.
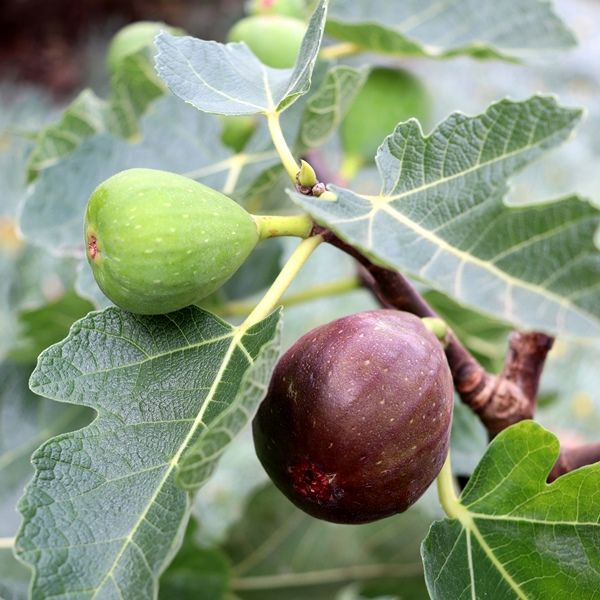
[311,182,326,197]
[297,159,318,188]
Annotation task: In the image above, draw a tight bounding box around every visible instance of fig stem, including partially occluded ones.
[254,214,313,240]
[0,536,15,549]
[242,234,323,329]
[421,317,449,345]
[319,42,362,60]
[436,453,461,519]
[266,111,299,182]
[221,276,361,317]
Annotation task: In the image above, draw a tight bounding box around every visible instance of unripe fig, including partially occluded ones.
[227,15,306,69]
[341,67,430,169]
[85,168,259,314]
[246,0,307,19]
[253,310,453,524]
[220,115,257,153]
[106,21,184,74]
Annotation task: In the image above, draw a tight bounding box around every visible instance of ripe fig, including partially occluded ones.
[341,67,430,173]
[227,15,306,69]
[253,310,454,524]
[85,168,259,314]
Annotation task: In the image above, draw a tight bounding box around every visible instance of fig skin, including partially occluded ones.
[85,168,259,314]
[227,15,306,69]
[341,67,430,165]
[252,310,454,524]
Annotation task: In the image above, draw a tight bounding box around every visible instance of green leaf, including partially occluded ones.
[422,421,600,598]
[159,520,231,599]
[0,549,31,600]
[293,96,600,338]
[19,95,278,258]
[26,37,175,181]
[0,361,91,600]
[225,484,432,600]
[327,0,576,61]
[8,291,94,363]
[300,65,368,148]
[155,0,328,115]
[26,90,109,181]
[16,306,282,599]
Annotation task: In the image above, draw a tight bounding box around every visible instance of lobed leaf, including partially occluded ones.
[422,421,600,599]
[292,96,600,337]
[155,0,328,116]
[16,306,281,599]
[327,0,576,61]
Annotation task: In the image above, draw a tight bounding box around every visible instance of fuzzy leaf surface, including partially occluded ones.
[300,65,368,148]
[16,306,281,600]
[155,0,328,116]
[422,421,600,599]
[292,96,600,337]
[327,0,576,61]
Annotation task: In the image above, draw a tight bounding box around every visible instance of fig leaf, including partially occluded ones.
[292,96,600,338]
[422,421,600,599]
[16,306,282,599]
[155,0,328,115]
[327,0,576,61]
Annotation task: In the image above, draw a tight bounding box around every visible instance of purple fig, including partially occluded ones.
[252,310,454,524]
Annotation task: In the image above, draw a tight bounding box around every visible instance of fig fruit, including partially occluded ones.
[253,310,453,524]
[85,168,259,314]
[341,67,430,171]
[227,15,306,69]
[246,0,307,19]
[220,115,257,153]
[106,21,184,74]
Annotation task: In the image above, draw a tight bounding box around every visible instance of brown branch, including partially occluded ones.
[548,443,600,482]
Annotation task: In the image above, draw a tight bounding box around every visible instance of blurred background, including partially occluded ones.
[1,1,599,598]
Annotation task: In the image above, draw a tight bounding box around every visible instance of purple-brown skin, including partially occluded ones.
[252,310,454,524]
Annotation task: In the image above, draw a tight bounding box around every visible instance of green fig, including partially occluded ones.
[220,115,257,153]
[106,21,184,74]
[85,168,259,314]
[253,310,454,524]
[246,0,307,19]
[341,67,430,176]
[227,15,306,69]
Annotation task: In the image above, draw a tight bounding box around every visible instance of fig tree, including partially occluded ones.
[85,168,259,314]
[253,310,454,524]
[227,15,306,69]
[341,67,430,175]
